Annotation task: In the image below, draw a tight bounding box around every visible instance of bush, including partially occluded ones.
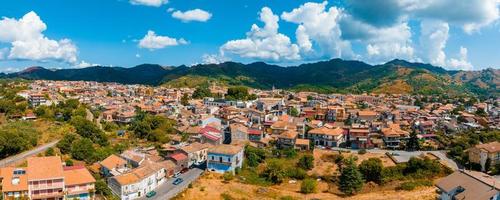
[338,156,364,195]
[223,171,234,182]
[262,159,287,184]
[300,178,317,194]
[397,180,433,191]
[358,149,367,155]
[287,168,307,180]
[280,196,295,200]
[359,158,383,184]
[297,154,314,170]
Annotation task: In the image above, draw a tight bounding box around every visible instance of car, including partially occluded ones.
[173,178,184,185]
[146,191,156,198]
[173,172,181,178]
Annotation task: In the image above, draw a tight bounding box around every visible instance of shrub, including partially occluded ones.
[300,178,317,194]
[358,149,367,155]
[397,180,433,191]
[338,156,364,195]
[297,154,314,170]
[359,158,383,184]
[287,168,307,180]
[223,171,234,182]
[280,196,295,200]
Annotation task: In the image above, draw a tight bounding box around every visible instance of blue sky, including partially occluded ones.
[0,0,499,72]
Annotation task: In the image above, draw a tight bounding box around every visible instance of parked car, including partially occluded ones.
[146,191,156,198]
[173,178,184,185]
[173,172,181,177]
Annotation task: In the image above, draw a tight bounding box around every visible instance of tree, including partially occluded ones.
[57,133,78,154]
[475,108,487,117]
[289,107,299,117]
[192,86,212,99]
[0,121,39,159]
[262,159,287,184]
[338,156,364,195]
[226,86,249,100]
[95,180,113,196]
[71,138,96,163]
[300,178,317,194]
[70,116,108,146]
[359,158,383,184]
[406,130,420,151]
[45,147,55,156]
[223,171,234,182]
[181,93,190,106]
[485,158,492,172]
[297,155,314,170]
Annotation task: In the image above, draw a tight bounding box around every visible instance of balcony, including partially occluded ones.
[30,182,65,190]
[31,191,64,199]
[66,185,95,196]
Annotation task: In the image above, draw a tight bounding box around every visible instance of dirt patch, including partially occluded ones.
[176,172,438,200]
[311,149,395,176]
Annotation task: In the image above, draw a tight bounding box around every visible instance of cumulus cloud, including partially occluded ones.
[138,30,187,50]
[75,60,99,68]
[447,47,473,70]
[202,54,228,64]
[172,9,212,22]
[419,20,449,66]
[221,7,300,62]
[281,1,354,59]
[129,0,168,7]
[0,11,78,63]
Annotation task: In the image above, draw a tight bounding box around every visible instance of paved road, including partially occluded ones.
[330,147,460,170]
[0,140,60,167]
[139,168,204,200]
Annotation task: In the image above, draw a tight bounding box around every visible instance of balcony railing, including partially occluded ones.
[31,191,64,199]
[30,182,64,190]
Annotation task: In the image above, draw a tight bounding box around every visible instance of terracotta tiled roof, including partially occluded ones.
[475,141,500,153]
[27,156,64,180]
[63,168,96,186]
[309,127,343,136]
[0,167,28,192]
[100,154,127,170]
[208,144,243,155]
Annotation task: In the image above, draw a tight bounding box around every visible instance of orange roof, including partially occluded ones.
[475,142,500,153]
[100,154,127,170]
[0,167,28,192]
[27,156,64,180]
[308,127,343,136]
[358,110,378,116]
[112,161,164,186]
[208,144,244,155]
[278,130,298,139]
[63,168,96,186]
[295,138,310,146]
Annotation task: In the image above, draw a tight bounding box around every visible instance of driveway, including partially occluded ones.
[0,140,60,167]
[140,168,204,200]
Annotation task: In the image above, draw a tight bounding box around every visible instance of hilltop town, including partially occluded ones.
[0,79,498,200]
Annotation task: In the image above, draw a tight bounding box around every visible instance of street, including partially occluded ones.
[0,140,60,167]
[139,168,204,200]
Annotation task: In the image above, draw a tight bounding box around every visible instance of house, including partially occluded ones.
[247,129,263,142]
[27,156,65,200]
[357,110,379,122]
[120,150,146,168]
[108,161,166,200]
[179,142,210,167]
[277,130,298,149]
[63,166,97,200]
[349,127,371,149]
[308,126,344,147]
[168,153,189,172]
[100,154,129,177]
[0,156,96,200]
[230,123,248,143]
[200,126,223,145]
[435,170,499,200]
[28,93,47,107]
[381,124,409,149]
[468,141,500,171]
[207,144,244,174]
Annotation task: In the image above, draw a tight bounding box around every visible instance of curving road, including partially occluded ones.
[0,140,60,167]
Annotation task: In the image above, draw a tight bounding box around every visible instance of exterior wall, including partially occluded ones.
[108,169,166,200]
[28,178,65,200]
[65,183,95,200]
[207,151,243,174]
[2,191,29,200]
[277,138,295,149]
[187,149,208,166]
[231,129,248,142]
[308,134,343,147]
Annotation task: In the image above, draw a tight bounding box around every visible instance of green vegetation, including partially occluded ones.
[359,158,383,184]
[338,156,364,195]
[297,154,314,170]
[129,110,177,143]
[191,85,212,99]
[300,178,317,194]
[396,180,433,191]
[0,121,39,159]
[225,86,256,101]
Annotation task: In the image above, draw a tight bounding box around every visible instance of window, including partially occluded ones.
[219,157,223,163]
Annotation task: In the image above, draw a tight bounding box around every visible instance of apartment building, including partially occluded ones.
[207,144,244,174]
[468,141,500,171]
[107,161,166,200]
[0,156,95,200]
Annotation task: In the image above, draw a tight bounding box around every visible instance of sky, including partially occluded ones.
[0,0,499,72]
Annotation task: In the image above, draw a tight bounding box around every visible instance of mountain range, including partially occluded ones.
[1,59,498,98]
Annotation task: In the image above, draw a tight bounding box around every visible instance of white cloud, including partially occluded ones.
[202,54,228,64]
[135,53,141,58]
[172,9,212,22]
[138,30,187,50]
[0,11,78,63]
[221,7,300,62]
[129,0,168,7]
[281,1,354,59]
[419,20,449,66]
[447,47,473,70]
[75,60,99,68]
